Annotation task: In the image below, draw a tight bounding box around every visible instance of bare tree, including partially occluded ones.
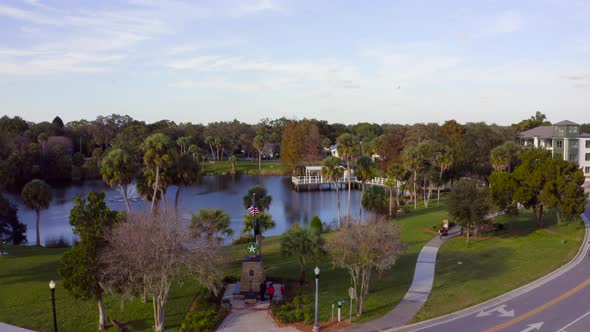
[325,217,404,315]
[99,210,224,332]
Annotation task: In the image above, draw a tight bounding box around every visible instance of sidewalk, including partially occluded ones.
[340,227,462,332]
[0,323,37,332]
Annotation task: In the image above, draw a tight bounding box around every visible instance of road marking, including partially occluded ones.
[476,305,515,318]
[519,322,543,332]
[484,277,590,332]
[556,311,590,332]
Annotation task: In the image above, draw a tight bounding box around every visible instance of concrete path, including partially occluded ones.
[0,323,37,332]
[340,227,462,332]
[217,310,299,332]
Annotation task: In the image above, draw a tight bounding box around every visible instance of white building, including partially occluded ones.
[517,120,590,184]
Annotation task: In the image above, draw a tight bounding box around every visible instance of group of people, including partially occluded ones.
[438,219,450,239]
[259,281,284,302]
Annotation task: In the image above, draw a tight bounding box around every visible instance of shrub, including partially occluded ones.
[310,216,323,234]
[180,288,229,332]
[232,234,255,245]
[271,292,313,325]
[45,235,70,248]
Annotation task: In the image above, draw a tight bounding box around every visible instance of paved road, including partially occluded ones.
[389,201,590,332]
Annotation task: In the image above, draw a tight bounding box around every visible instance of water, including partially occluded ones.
[3,175,364,245]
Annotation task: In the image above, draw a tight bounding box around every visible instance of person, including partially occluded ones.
[438,227,444,240]
[259,282,266,301]
[267,282,275,302]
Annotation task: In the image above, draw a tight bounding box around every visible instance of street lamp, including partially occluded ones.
[49,280,58,332]
[313,266,320,332]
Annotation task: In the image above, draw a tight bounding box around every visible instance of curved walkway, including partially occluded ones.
[341,227,462,332]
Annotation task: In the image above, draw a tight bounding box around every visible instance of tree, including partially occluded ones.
[542,159,588,224]
[190,208,233,243]
[38,133,48,157]
[337,133,360,222]
[385,163,406,217]
[242,185,272,212]
[228,155,237,175]
[142,133,174,213]
[242,212,276,235]
[321,156,344,227]
[325,219,404,315]
[310,216,323,234]
[253,135,265,170]
[176,136,192,156]
[101,148,137,212]
[447,178,489,245]
[99,211,224,332]
[59,192,122,330]
[490,141,520,172]
[512,111,551,133]
[403,144,421,209]
[431,143,452,206]
[361,186,388,215]
[21,179,52,246]
[488,171,519,216]
[52,116,65,129]
[170,153,200,218]
[355,156,375,220]
[0,194,27,245]
[280,224,325,283]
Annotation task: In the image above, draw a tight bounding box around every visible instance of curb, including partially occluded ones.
[385,210,590,332]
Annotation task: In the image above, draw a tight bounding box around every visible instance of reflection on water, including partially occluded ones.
[3,175,364,245]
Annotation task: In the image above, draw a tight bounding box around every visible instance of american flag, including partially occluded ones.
[248,204,260,216]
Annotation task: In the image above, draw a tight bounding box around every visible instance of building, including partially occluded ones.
[517,120,590,183]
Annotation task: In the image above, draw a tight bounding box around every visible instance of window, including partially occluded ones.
[587,140,590,148]
[586,166,590,174]
[586,153,590,161]
[571,139,579,148]
[570,153,578,161]
[556,140,563,148]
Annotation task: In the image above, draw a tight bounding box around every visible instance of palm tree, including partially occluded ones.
[101,148,137,212]
[190,208,233,243]
[171,154,200,219]
[355,156,375,220]
[490,141,520,172]
[321,156,344,227]
[385,163,406,217]
[403,145,421,209]
[280,224,324,283]
[253,135,265,170]
[432,144,452,207]
[228,155,237,175]
[242,185,272,212]
[176,136,192,156]
[337,133,360,223]
[142,133,173,213]
[21,179,52,246]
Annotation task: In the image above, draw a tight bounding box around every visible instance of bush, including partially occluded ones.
[310,216,323,234]
[180,288,229,332]
[45,235,70,248]
[232,234,255,245]
[271,292,313,325]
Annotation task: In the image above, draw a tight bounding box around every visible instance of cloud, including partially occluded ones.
[491,11,523,33]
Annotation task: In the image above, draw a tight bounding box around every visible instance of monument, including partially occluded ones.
[234,194,265,299]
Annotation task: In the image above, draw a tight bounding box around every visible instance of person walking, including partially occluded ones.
[267,282,275,302]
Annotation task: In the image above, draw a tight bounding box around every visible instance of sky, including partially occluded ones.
[1,0,589,125]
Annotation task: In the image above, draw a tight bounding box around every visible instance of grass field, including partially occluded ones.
[413,210,584,322]
[227,201,449,323]
[201,160,288,175]
[0,246,198,332]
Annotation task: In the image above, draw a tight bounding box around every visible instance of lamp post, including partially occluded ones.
[313,266,320,332]
[49,280,57,332]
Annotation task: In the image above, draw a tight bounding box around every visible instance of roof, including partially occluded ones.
[518,126,553,138]
[554,120,579,126]
[305,166,324,171]
[580,132,590,138]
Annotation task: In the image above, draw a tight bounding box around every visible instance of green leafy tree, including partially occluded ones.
[542,159,588,224]
[337,133,360,222]
[242,185,272,212]
[310,216,323,234]
[190,208,233,242]
[488,171,519,216]
[21,179,52,246]
[52,116,64,129]
[228,155,237,175]
[253,135,265,170]
[490,141,520,172]
[355,156,376,220]
[0,194,27,245]
[385,163,406,216]
[101,148,137,212]
[403,144,421,209]
[431,143,453,206]
[242,212,276,235]
[321,156,344,227]
[171,153,200,218]
[142,133,174,213]
[448,178,490,245]
[59,192,122,330]
[176,136,192,156]
[362,186,388,215]
[280,224,325,283]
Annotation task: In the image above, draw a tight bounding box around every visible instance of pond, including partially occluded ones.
[3,175,365,245]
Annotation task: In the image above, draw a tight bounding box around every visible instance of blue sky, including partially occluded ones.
[1,0,589,125]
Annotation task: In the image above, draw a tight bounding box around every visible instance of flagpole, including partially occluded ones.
[252,193,261,255]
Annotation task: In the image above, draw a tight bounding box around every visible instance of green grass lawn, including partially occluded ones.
[201,160,287,175]
[0,246,197,332]
[413,210,584,322]
[227,201,449,323]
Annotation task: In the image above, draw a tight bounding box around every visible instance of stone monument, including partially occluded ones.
[234,194,265,299]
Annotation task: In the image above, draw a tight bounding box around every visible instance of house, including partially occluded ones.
[517,120,590,183]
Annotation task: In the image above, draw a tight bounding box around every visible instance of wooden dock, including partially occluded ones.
[291,175,390,191]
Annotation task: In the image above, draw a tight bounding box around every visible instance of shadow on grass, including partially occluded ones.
[0,260,60,285]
